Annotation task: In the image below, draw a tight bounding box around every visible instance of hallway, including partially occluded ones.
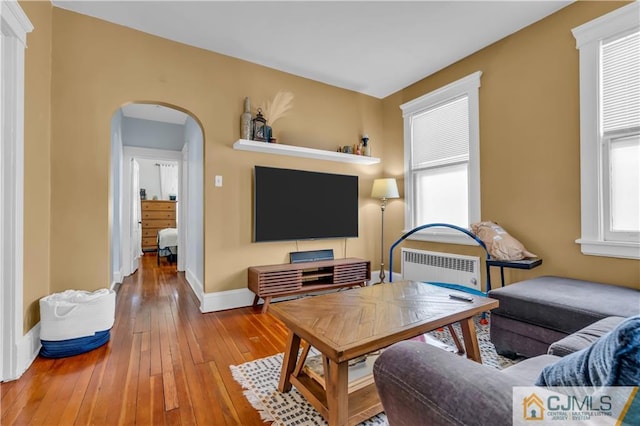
[1,254,287,425]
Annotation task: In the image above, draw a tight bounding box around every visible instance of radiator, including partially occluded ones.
[401,248,481,292]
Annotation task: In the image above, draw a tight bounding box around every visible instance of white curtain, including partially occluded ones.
[159,163,178,200]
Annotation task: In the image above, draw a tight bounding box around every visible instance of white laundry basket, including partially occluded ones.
[39,288,115,358]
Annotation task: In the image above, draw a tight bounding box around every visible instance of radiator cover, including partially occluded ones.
[401,248,481,292]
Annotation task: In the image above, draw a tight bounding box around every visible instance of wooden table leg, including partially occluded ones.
[252,294,259,308]
[261,296,272,313]
[325,358,349,426]
[446,324,465,355]
[293,341,311,377]
[278,331,301,392]
[460,316,481,362]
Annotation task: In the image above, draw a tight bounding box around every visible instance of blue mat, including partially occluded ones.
[423,281,487,297]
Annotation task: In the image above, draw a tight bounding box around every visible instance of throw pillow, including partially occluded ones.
[470,221,536,261]
[535,315,640,388]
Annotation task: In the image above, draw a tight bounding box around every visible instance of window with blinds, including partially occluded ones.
[573,2,639,259]
[401,72,481,243]
[411,96,470,227]
[602,30,640,239]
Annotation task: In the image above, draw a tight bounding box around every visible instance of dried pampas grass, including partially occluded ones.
[259,91,294,126]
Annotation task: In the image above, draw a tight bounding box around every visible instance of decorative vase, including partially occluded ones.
[264,125,272,142]
[362,135,371,157]
[240,97,252,140]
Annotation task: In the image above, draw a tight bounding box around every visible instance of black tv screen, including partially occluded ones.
[254,166,359,242]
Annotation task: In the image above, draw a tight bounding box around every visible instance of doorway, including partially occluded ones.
[110,103,204,303]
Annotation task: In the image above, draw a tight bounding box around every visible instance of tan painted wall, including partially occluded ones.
[382,1,639,290]
[46,8,382,300]
[19,1,639,332]
[21,0,52,333]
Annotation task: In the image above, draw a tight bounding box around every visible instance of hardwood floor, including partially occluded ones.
[1,253,289,425]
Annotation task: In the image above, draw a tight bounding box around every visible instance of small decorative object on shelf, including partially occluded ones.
[240,97,252,140]
[259,91,294,143]
[251,108,270,142]
[361,134,371,157]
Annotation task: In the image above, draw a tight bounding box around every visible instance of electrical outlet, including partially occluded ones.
[215,175,223,187]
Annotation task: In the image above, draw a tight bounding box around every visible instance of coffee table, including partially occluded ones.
[268,280,499,426]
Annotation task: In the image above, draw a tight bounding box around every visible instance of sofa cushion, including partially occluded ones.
[535,315,640,387]
[501,354,560,383]
[489,276,640,335]
[548,316,626,357]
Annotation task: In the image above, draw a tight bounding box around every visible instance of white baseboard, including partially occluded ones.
[390,271,403,282]
[201,288,255,313]
[198,271,403,313]
[369,270,403,284]
[111,268,124,291]
[185,267,204,303]
[8,322,41,381]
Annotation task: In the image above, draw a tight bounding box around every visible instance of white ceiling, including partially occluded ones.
[52,0,572,101]
[121,103,189,124]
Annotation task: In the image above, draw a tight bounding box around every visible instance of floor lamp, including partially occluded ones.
[371,178,399,284]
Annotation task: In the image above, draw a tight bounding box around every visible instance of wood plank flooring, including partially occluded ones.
[1,254,289,425]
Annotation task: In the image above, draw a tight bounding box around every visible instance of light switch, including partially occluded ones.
[215,175,223,187]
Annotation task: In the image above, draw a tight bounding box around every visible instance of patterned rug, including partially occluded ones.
[230,314,519,426]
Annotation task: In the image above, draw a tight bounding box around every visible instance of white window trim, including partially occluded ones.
[1,0,33,381]
[400,71,482,245]
[572,2,640,260]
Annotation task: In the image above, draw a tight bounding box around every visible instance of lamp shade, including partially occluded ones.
[371,178,399,199]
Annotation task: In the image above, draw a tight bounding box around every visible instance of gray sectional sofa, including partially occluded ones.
[372,276,640,425]
[373,314,639,425]
[488,276,640,358]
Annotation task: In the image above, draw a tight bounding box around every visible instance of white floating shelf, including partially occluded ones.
[233,139,380,165]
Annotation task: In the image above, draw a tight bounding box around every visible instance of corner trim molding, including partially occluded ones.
[185,268,204,304]
[111,268,123,290]
[1,0,34,46]
[572,2,639,48]
[1,0,33,382]
[201,288,255,313]
[7,323,41,382]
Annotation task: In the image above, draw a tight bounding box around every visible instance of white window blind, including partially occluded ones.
[602,30,640,239]
[401,71,481,244]
[602,31,640,134]
[412,96,470,169]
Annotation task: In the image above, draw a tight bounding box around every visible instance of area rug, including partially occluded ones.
[230,314,518,426]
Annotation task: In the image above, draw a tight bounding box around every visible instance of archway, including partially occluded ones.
[109,102,204,302]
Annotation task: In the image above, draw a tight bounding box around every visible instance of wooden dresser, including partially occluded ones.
[141,200,176,252]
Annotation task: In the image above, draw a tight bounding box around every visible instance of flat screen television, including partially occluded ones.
[253,166,359,242]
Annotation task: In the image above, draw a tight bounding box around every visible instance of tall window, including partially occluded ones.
[573,3,640,259]
[401,72,481,243]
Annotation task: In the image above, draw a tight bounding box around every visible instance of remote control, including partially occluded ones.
[449,294,473,302]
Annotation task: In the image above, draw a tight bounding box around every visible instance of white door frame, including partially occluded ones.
[122,146,184,277]
[1,0,33,382]
[179,143,189,272]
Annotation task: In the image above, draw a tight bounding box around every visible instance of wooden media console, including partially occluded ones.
[248,258,371,313]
